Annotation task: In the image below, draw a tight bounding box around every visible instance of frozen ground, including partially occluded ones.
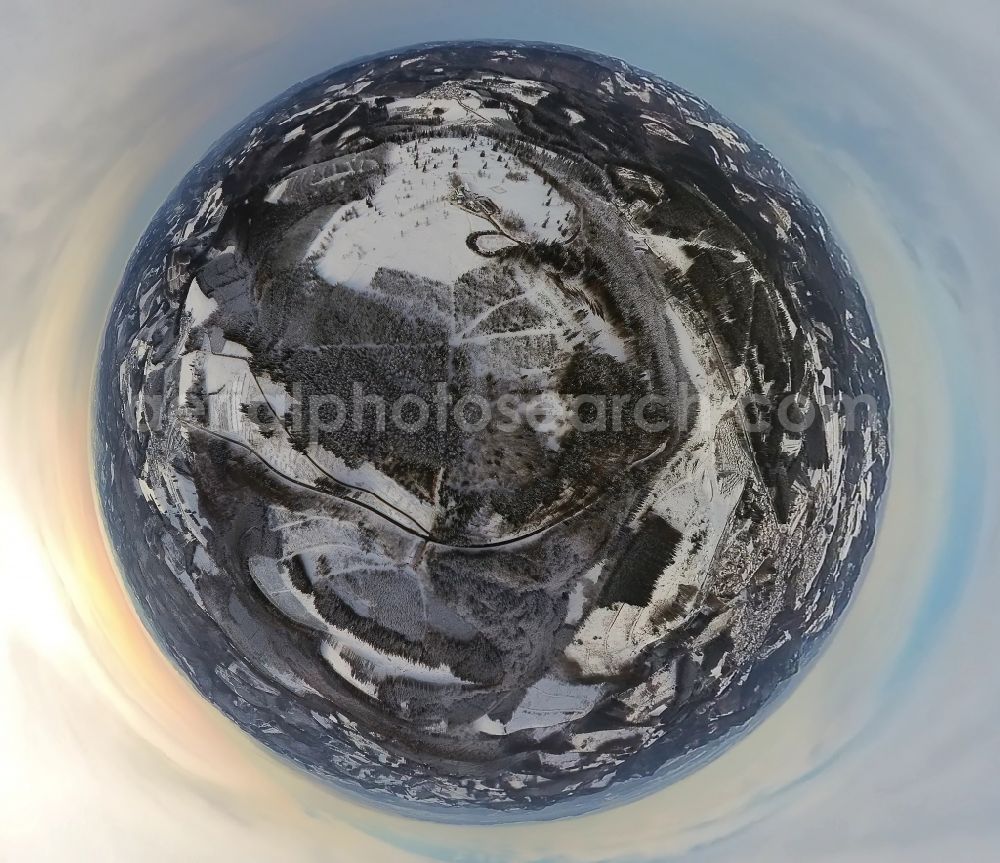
[311,136,574,289]
[99,41,890,817]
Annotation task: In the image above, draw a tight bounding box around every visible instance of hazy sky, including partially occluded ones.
[1,1,998,860]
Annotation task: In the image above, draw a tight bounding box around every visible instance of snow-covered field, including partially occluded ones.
[310,136,575,289]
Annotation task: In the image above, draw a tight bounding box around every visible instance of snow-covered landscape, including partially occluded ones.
[98,41,889,818]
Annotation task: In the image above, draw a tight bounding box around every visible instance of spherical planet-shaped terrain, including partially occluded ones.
[95,41,889,819]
